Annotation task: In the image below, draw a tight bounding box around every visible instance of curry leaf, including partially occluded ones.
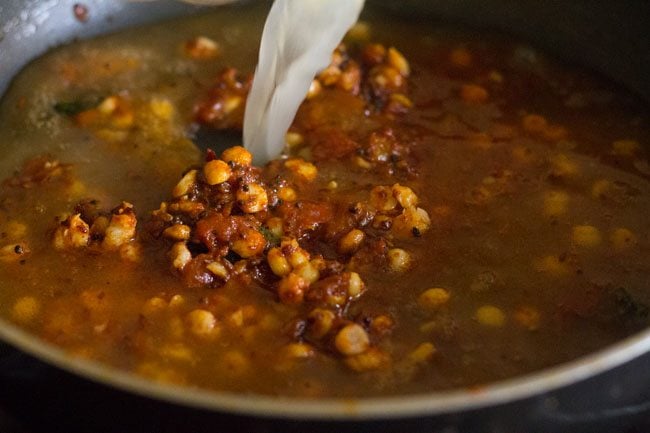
[259,226,280,247]
[53,97,102,116]
[614,287,649,324]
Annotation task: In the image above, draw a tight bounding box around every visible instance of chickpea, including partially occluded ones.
[103,204,137,251]
[534,255,570,276]
[12,296,40,324]
[159,343,193,363]
[119,242,141,263]
[285,158,318,181]
[610,227,637,251]
[370,66,404,90]
[170,242,192,270]
[338,229,365,254]
[338,62,361,92]
[306,79,322,99]
[293,261,320,284]
[236,183,268,213]
[141,296,167,318]
[522,114,548,134]
[469,132,492,151]
[572,225,602,248]
[318,64,342,86]
[241,305,257,321]
[225,308,244,328]
[221,146,252,166]
[387,47,410,76]
[346,21,371,42]
[282,239,310,268]
[591,179,611,199]
[488,70,503,83]
[369,186,398,211]
[345,347,389,372]
[97,96,118,114]
[542,125,568,142]
[460,84,489,103]
[222,96,243,115]
[362,43,387,66]
[392,207,431,238]
[310,256,326,271]
[203,160,232,185]
[370,315,394,335]
[335,323,370,356]
[388,93,413,110]
[285,131,304,148]
[476,305,506,327]
[231,228,266,258]
[277,273,308,305]
[513,306,541,331]
[308,308,336,339]
[267,247,291,277]
[511,145,535,164]
[543,190,569,217]
[184,36,220,59]
[347,272,365,298]
[407,342,436,363]
[258,313,282,332]
[372,215,393,230]
[221,350,250,376]
[186,309,218,338]
[418,288,450,310]
[278,186,297,202]
[149,98,174,120]
[354,156,373,169]
[612,139,639,157]
[551,154,579,178]
[53,214,89,250]
[449,47,472,67]
[137,362,185,384]
[106,97,134,129]
[3,220,27,240]
[163,224,191,241]
[172,170,197,198]
[392,184,418,208]
[206,261,229,279]
[283,343,315,359]
[387,248,411,272]
[168,295,185,309]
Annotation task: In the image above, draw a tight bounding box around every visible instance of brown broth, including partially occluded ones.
[0,3,649,397]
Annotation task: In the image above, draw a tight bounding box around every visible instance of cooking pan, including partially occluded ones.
[1,1,650,432]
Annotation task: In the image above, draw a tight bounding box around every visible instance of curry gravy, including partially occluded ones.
[0,4,649,397]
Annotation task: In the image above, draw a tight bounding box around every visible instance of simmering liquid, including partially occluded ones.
[0,3,649,397]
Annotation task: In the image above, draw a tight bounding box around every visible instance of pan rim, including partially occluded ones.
[1,316,650,419]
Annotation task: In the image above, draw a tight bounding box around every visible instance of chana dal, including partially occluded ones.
[0,4,649,398]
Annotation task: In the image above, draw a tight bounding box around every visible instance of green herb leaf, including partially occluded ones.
[614,287,649,324]
[259,226,280,247]
[53,97,102,116]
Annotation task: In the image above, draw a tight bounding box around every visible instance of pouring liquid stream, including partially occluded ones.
[163,0,365,162]
[242,0,365,165]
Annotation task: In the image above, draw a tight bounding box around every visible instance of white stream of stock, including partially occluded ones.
[242,0,365,164]
[158,0,366,163]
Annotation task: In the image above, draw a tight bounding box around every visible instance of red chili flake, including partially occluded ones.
[73,4,89,22]
[205,148,217,162]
